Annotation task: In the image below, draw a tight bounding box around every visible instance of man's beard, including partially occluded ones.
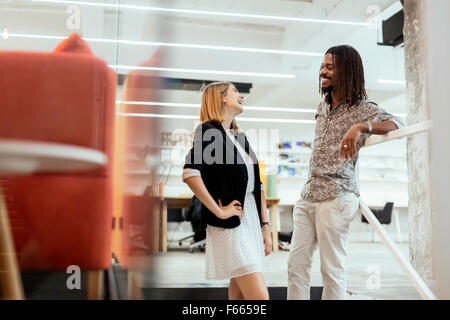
[321,85,333,95]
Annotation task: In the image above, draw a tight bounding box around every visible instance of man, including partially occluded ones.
[287,45,404,300]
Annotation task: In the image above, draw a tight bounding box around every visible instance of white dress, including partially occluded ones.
[203,132,267,280]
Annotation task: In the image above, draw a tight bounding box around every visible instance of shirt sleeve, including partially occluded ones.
[183,122,221,176]
[182,168,201,182]
[362,101,405,129]
[183,123,206,173]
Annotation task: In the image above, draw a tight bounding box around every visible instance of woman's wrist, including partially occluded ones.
[261,221,271,231]
[214,207,224,219]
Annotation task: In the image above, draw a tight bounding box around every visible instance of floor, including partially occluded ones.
[139,241,422,300]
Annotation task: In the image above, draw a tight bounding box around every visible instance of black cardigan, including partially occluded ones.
[183,121,262,229]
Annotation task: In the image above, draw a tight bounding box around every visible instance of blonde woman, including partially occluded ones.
[182,82,272,300]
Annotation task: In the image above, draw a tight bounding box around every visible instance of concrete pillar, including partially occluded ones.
[423,0,450,299]
[403,0,434,282]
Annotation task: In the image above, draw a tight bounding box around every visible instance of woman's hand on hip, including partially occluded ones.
[217,199,243,220]
[262,225,272,256]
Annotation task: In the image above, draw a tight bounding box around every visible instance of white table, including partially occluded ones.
[0,139,107,300]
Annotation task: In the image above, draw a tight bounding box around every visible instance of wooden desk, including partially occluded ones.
[158,195,192,253]
[266,197,280,252]
[155,195,280,253]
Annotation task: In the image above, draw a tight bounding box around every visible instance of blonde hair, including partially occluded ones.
[200,82,239,131]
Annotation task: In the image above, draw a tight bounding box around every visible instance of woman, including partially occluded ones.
[182,82,272,300]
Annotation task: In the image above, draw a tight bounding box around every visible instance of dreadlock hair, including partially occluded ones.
[320,45,368,107]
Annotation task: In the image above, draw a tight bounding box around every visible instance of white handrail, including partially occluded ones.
[359,200,436,300]
[360,120,436,300]
[364,120,432,147]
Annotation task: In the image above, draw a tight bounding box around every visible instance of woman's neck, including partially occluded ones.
[221,117,233,133]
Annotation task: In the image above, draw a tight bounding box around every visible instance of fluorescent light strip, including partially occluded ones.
[117,113,198,120]
[238,117,315,124]
[378,79,406,85]
[118,101,200,108]
[117,101,316,113]
[117,101,407,117]
[7,33,66,41]
[111,65,295,79]
[7,33,295,78]
[33,0,368,26]
[117,112,316,124]
[6,33,323,57]
[245,106,314,113]
[86,37,322,57]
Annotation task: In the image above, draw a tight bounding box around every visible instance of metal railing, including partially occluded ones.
[360,120,436,300]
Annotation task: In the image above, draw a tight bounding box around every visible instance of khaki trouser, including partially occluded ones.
[287,193,359,300]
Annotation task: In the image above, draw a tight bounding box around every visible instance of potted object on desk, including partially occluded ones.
[266,170,277,198]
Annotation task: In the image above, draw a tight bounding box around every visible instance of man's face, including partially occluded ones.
[320,53,337,89]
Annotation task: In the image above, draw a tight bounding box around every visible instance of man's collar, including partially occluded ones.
[326,99,349,115]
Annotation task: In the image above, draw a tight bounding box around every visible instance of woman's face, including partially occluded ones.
[223,85,244,117]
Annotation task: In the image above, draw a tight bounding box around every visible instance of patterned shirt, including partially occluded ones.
[301,99,405,203]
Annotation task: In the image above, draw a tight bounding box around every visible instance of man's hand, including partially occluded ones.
[262,225,272,256]
[339,123,364,161]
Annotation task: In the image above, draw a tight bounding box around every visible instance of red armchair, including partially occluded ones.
[0,34,116,299]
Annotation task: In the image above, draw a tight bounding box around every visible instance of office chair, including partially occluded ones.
[167,208,195,249]
[178,232,195,247]
[361,202,394,242]
[185,196,206,253]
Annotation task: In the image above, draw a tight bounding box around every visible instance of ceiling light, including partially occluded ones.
[117,101,315,113]
[117,113,198,120]
[378,79,406,85]
[2,28,8,40]
[117,112,315,124]
[238,106,314,113]
[118,101,200,108]
[8,33,65,40]
[9,33,296,79]
[33,0,368,26]
[238,117,315,124]
[111,65,295,79]
[8,32,323,57]
[7,32,323,57]
[117,101,407,118]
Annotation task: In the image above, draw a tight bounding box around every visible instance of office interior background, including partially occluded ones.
[0,0,449,300]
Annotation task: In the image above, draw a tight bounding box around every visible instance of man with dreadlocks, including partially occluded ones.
[287,45,404,300]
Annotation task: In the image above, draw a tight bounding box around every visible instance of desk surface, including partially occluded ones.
[0,139,107,175]
[154,195,281,253]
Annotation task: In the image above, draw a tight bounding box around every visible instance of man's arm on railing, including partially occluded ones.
[364,121,433,147]
[358,120,400,134]
[339,120,400,160]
